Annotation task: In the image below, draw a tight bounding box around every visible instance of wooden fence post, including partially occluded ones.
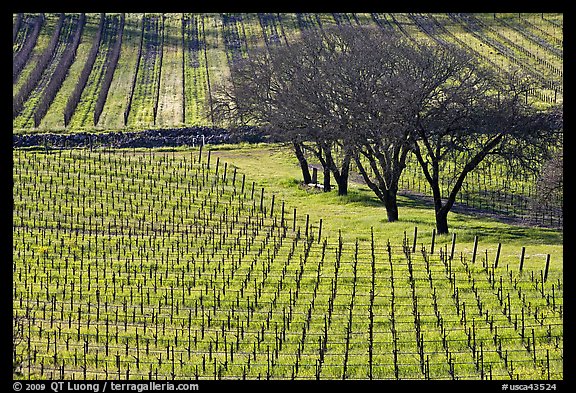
[450,233,456,261]
[495,243,501,268]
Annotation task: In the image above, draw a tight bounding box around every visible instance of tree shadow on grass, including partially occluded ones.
[398,191,563,245]
[338,189,385,208]
[301,184,562,245]
[448,218,563,245]
[337,188,433,210]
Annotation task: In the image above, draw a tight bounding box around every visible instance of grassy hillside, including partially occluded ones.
[12,11,563,382]
[12,12,563,134]
[13,146,562,380]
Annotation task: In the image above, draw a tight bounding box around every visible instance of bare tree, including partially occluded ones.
[330,29,418,221]
[211,43,313,185]
[212,28,359,195]
[211,25,562,230]
[402,43,562,233]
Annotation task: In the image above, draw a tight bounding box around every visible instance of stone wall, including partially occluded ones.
[13,126,278,149]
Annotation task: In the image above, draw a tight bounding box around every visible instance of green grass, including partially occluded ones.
[208,143,562,271]
[13,146,562,380]
[12,11,563,380]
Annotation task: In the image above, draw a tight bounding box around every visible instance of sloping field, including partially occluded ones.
[13,148,562,380]
[12,13,563,134]
[12,12,563,382]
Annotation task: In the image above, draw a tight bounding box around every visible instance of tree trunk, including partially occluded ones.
[334,150,351,196]
[331,158,350,196]
[323,166,331,192]
[353,154,400,221]
[337,176,348,196]
[383,189,399,222]
[430,180,450,234]
[435,209,449,235]
[293,142,312,184]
